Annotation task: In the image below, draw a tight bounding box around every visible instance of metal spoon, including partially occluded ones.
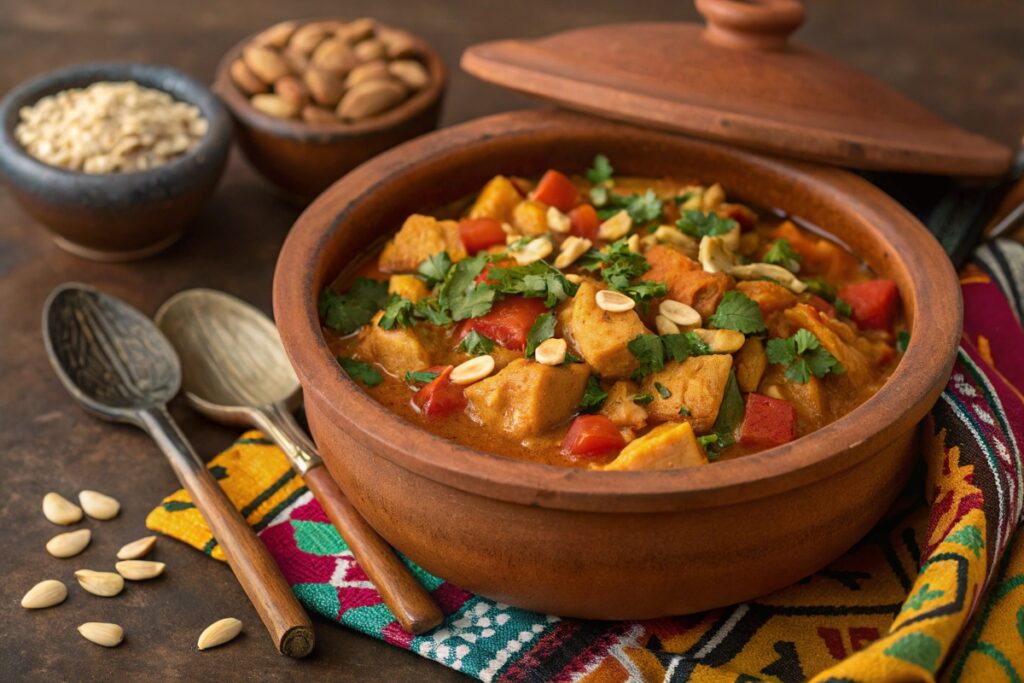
[154,288,443,635]
[42,283,314,658]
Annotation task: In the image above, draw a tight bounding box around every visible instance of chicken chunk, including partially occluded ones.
[388,274,430,302]
[642,354,733,433]
[641,244,732,319]
[736,280,797,319]
[354,311,431,378]
[378,214,467,273]
[735,337,767,393]
[600,381,648,431]
[468,175,522,224]
[464,359,589,438]
[561,281,652,379]
[601,422,707,471]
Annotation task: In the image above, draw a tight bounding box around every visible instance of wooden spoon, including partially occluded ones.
[42,283,314,658]
[155,288,443,635]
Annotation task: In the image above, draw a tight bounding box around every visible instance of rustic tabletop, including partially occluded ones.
[1,1,1021,680]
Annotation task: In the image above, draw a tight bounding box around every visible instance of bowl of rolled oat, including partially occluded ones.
[0,62,231,261]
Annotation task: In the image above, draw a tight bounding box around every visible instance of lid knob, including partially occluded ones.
[696,0,805,50]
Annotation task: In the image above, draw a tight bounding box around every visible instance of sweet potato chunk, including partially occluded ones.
[512,199,549,236]
[643,354,733,433]
[601,422,707,471]
[378,214,467,273]
[600,381,648,431]
[355,312,431,378]
[464,359,589,439]
[735,337,767,393]
[388,274,429,302]
[759,364,830,433]
[561,281,652,379]
[735,280,797,318]
[468,175,522,224]
[641,244,732,319]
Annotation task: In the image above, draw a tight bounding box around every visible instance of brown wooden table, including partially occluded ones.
[2,1,1021,680]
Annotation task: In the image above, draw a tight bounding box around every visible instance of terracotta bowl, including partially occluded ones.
[0,62,231,262]
[213,22,447,204]
[274,109,961,619]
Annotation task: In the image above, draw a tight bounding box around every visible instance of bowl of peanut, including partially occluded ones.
[0,62,231,261]
[213,18,446,202]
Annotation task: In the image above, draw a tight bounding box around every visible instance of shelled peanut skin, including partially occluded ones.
[230,18,432,124]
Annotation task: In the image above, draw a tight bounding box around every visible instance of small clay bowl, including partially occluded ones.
[213,21,447,203]
[0,62,231,262]
[274,109,962,619]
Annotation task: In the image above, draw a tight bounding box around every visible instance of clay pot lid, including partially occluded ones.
[461,0,1012,177]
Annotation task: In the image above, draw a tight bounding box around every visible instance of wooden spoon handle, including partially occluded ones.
[303,464,444,635]
[140,407,314,657]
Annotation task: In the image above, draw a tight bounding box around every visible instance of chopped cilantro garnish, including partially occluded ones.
[579,375,608,413]
[579,239,665,311]
[633,393,654,405]
[763,239,801,273]
[378,294,415,329]
[564,351,583,364]
[413,297,453,326]
[802,277,851,317]
[459,330,495,355]
[318,277,389,335]
[417,251,453,287]
[896,330,910,353]
[627,334,666,377]
[674,210,737,238]
[338,357,383,387]
[674,190,700,206]
[678,405,690,416]
[697,434,718,448]
[705,370,743,458]
[765,329,846,384]
[404,369,440,384]
[525,313,556,358]
[662,332,712,361]
[708,291,765,334]
[506,235,534,251]
[588,188,663,226]
[488,261,579,307]
[654,382,672,399]
[625,190,663,225]
[585,154,614,185]
[438,253,495,321]
[834,297,853,317]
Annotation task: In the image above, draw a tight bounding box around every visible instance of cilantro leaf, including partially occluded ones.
[405,369,440,384]
[585,154,614,185]
[625,190,663,225]
[564,351,583,364]
[662,332,711,361]
[675,210,737,238]
[765,329,845,384]
[413,297,453,326]
[417,251,453,287]
[654,382,672,399]
[579,375,608,413]
[698,434,718,448]
[318,277,389,335]
[834,297,853,317]
[488,261,579,307]
[763,239,801,273]
[896,330,910,353]
[459,330,495,355]
[678,405,690,416]
[525,313,556,358]
[802,277,836,300]
[338,357,383,387]
[589,188,663,226]
[633,393,654,405]
[628,334,666,377]
[708,291,765,334]
[674,190,700,206]
[378,295,415,329]
[438,254,495,321]
[706,370,743,457]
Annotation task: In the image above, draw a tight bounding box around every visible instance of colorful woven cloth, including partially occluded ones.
[148,240,1024,682]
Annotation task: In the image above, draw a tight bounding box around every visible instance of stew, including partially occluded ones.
[320,156,904,470]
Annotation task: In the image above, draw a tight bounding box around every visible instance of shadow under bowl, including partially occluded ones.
[213,22,447,204]
[273,109,962,619]
[0,62,232,262]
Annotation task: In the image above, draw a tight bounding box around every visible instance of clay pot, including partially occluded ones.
[273,109,961,618]
[213,22,446,204]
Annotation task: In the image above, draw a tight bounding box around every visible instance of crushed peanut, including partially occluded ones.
[14,81,207,174]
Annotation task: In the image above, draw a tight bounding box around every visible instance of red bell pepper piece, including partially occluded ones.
[459,217,506,255]
[739,393,797,448]
[412,365,466,417]
[839,279,899,331]
[806,294,836,319]
[531,170,578,212]
[568,204,600,240]
[458,296,548,351]
[561,414,626,458]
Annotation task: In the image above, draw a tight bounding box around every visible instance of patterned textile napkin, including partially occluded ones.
[148,240,1024,682]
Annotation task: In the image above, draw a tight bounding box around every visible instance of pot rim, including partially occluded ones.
[273,108,962,512]
[213,19,448,142]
